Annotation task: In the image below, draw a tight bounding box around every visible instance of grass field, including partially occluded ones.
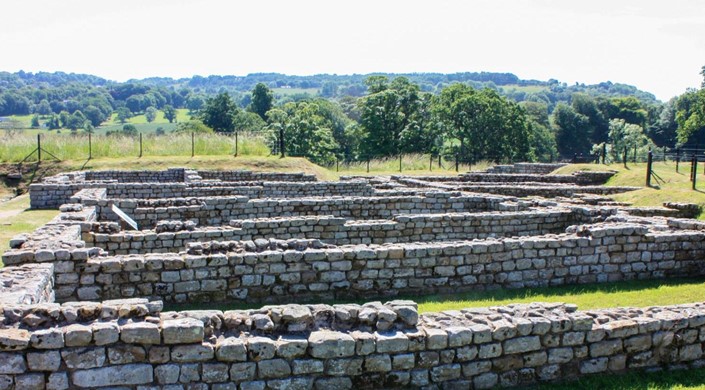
[0,195,57,256]
[555,161,705,219]
[0,130,270,162]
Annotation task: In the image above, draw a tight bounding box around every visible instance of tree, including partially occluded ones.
[200,92,238,133]
[265,102,339,165]
[83,105,106,127]
[116,107,133,124]
[31,115,40,128]
[67,110,87,130]
[605,119,654,162]
[163,105,177,123]
[357,76,423,159]
[36,99,52,116]
[120,124,138,137]
[145,107,158,123]
[552,103,592,157]
[174,119,214,134]
[249,83,274,121]
[186,94,205,113]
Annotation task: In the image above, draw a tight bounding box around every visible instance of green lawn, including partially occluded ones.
[0,195,58,257]
[554,162,705,219]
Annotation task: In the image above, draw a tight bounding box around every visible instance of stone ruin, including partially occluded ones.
[0,164,703,388]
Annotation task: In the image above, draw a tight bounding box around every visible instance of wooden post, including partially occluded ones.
[438,154,442,169]
[455,154,459,172]
[646,149,652,187]
[37,134,41,163]
[676,148,680,173]
[234,132,238,157]
[429,154,433,172]
[691,154,696,182]
[366,160,370,173]
[279,128,285,158]
[399,154,402,173]
[88,133,92,160]
[191,132,195,157]
[601,144,606,164]
[693,155,698,190]
[336,158,339,172]
[139,133,142,158]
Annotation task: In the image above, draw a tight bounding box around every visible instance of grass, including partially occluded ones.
[553,161,705,219]
[332,154,494,176]
[0,130,270,162]
[529,367,705,390]
[0,195,58,256]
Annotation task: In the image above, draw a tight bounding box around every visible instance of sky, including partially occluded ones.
[1,0,703,101]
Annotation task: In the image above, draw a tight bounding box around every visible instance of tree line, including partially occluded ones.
[2,69,704,165]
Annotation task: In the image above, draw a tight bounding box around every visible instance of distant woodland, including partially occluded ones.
[1,69,703,165]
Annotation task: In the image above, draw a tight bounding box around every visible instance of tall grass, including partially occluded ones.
[0,131,270,162]
[337,153,495,174]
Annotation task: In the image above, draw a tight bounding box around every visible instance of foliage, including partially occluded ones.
[232,111,266,133]
[249,83,274,121]
[601,119,654,162]
[675,88,705,147]
[265,101,339,165]
[552,103,592,157]
[173,119,214,134]
[144,107,158,123]
[162,105,177,123]
[200,92,238,133]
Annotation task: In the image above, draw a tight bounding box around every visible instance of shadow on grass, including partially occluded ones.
[163,277,705,313]
[526,365,705,390]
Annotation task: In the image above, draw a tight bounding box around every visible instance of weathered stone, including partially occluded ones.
[108,344,146,364]
[258,358,291,379]
[171,343,214,362]
[248,336,277,361]
[0,329,29,351]
[92,322,119,345]
[162,317,204,344]
[30,328,64,349]
[308,330,355,358]
[72,363,153,387]
[216,337,248,362]
[0,352,26,374]
[27,350,61,371]
[503,336,541,354]
[120,322,160,344]
[61,347,106,369]
[64,324,93,347]
[375,331,409,353]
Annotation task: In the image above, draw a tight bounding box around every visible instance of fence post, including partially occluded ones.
[234,131,238,157]
[693,155,698,190]
[367,160,370,173]
[691,154,696,182]
[88,133,92,160]
[399,154,402,173]
[429,154,433,172]
[455,154,459,172]
[191,132,195,157]
[676,148,680,173]
[37,134,41,163]
[139,133,142,158]
[601,144,606,164]
[336,158,339,172]
[549,152,553,163]
[438,154,442,169]
[279,128,285,158]
[663,147,666,163]
[646,148,653,187]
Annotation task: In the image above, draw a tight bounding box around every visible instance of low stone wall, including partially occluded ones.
[41,222,705,304]
[96,192,512,229]
[0,264,54,304]
[458,171,615,186]
[1,299,705,389]
[197,170,316,182]
[89,209,577,255]
[485,163,567,174]
[85,168,186,183]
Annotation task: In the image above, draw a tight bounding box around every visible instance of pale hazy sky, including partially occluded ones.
[1,0,703,101]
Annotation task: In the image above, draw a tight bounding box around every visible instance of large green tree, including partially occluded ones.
[552,103,592,157]
[249,83,274,121]
[200,92,238,133]
[357,76,424,159]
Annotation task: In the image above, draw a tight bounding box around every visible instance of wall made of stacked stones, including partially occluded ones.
[0,299,704,389]
[46,224,705,304]
[103,181,375,201]
[85,169,186,183]
[486,163,567,174]
[94,192,509,229]
[197,170,316,182]
[89,209,576,255]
